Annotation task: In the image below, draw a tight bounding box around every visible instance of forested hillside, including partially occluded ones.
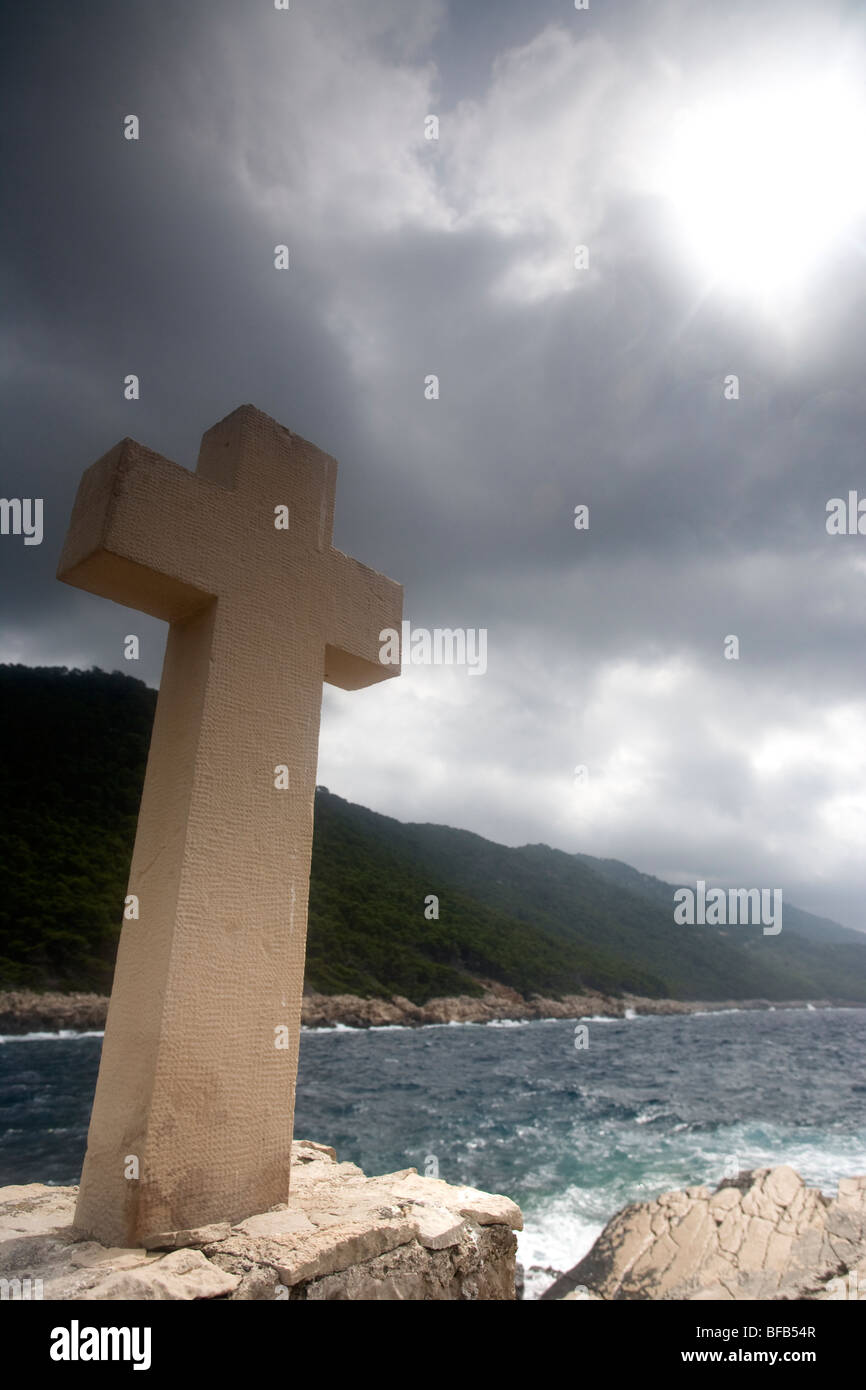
[1,665,864,1002]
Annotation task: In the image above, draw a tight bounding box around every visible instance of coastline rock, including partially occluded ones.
[298,986,844,1029]
[0,1141,521,1301]
[542,1166,866,1301]
[0,991,110,1034]
[0,986,850,1035]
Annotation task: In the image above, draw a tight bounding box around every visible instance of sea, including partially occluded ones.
[2,1006,864,1300]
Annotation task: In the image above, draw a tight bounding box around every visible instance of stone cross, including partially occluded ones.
[57,405,402,1248]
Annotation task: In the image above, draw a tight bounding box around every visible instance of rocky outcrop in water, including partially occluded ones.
[542,1166,866,1301]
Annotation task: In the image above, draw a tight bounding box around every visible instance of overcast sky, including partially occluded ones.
[2,0,865,931]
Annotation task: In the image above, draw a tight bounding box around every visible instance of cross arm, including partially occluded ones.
[323,548,403,691]
[57,438,227,621]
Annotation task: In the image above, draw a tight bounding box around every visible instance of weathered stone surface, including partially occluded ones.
[229,1265,281,1300]
[0,1184,171,1298]
[388,1173,523,1229]
[542,1166,866,1301]
[274,1219,414,1286]
[293,1140,338,1163]
[293,1223,517,1301]
[83,1248,241,1300]
[0,1141,520,1301]
[68,1242,155,1270]
[231,1209,316,1239]
[0,1183,78,1234]
[411,1205,467,1250]
[142,1222,232,1251]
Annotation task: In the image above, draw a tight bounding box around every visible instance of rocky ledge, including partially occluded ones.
[0,991,109,1034]
[542,1165,866,1301]
[0,1141,522,1300]
[0,986,844,1034]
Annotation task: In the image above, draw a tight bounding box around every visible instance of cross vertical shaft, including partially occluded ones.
[58,406,402,1247]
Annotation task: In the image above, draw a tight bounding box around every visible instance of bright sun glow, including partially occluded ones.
[657,73,866,304]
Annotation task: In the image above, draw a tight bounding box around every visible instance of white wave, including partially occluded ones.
[300,1022,360,1033]
[517,1192,605,1301]
[421,1019,481,1029]
[689,1008,745,1017]
[0,1029,104,1043]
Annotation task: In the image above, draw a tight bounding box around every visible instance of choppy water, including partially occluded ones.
[2,1008,864,1299]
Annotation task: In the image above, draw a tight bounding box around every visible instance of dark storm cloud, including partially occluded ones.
[1,0,864,929]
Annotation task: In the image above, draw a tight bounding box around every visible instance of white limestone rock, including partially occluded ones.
[0,1140,520,1301]
[83,1247,241,1300]
[543,1165,866,1301]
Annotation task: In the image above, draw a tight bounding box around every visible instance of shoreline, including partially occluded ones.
[0,984,860,1036]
